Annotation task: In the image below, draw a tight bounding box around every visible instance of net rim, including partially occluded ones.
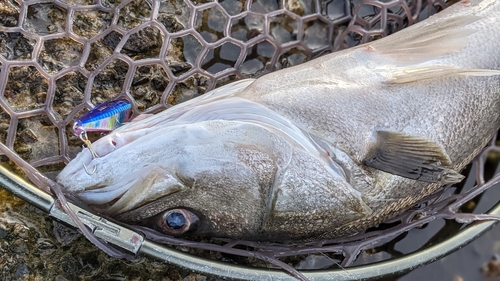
[1,161,498,280]
[137,201,500,280]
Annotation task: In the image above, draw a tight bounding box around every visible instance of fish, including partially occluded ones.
[56,0,500,241]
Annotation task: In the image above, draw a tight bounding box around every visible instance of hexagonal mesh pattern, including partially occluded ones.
[0,0,448,168]
[3,0,499,278]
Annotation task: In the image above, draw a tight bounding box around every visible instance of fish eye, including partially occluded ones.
[166,212,185,229]
[156,209,198,235]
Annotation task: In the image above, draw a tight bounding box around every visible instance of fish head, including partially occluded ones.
[57,117,367,240]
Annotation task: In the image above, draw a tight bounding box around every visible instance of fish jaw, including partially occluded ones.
[78,164,187,215]
[56,147,100,193]
[56,126,157,193]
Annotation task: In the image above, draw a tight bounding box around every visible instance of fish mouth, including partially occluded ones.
[78,180,133,205]
[56,148,98,192]
[76,166,186,216]
[56,149,129,204]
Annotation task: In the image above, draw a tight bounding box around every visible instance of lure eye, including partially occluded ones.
[111,140,117,146]
[157,209,198,235]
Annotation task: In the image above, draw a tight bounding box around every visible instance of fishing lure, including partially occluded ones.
[73,99,132,175]
[73,99,132,135]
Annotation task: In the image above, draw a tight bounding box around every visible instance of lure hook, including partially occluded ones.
[78,129,99,175]
[83,160,97,175]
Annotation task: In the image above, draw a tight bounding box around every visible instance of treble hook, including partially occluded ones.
[78,129,99,175]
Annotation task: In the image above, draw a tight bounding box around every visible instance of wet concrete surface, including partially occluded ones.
[0,188,205,281]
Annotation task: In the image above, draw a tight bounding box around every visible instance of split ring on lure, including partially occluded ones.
[77,130,100,175]
[72,99,132,175]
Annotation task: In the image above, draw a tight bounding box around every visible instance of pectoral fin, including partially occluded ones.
[364,131,464,184]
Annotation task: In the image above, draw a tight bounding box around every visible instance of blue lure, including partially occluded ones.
[73,99,132,135]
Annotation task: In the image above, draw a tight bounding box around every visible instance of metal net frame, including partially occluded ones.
[0,0,499,280]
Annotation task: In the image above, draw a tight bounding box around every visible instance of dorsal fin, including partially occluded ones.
[365,15,500,83]
[368,15,480,64]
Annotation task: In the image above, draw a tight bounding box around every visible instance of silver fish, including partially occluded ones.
[57,0,500,241]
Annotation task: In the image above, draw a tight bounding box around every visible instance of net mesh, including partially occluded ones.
[0,0,499,280]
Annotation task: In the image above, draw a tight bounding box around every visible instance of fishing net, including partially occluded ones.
[0,0,499,280]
